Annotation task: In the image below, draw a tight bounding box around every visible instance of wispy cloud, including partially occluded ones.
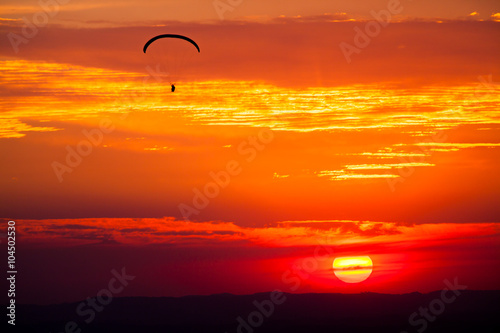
[2,59,499,138]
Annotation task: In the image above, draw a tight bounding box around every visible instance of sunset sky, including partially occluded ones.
[1,0,500,305]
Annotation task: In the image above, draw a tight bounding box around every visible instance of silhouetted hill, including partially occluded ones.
[12,290,500,332]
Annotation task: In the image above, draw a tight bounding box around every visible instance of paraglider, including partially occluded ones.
[143,34,200,92]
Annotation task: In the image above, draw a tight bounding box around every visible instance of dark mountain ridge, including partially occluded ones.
[12,290,500,332]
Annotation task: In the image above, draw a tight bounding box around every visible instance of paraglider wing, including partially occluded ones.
[143,34,200,54]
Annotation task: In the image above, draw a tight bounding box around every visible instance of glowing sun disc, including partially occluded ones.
[333,256,373,283]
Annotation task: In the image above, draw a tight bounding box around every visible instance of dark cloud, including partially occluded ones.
[120,227,156,233]
[48,224,104,230]
[156,230,244,236]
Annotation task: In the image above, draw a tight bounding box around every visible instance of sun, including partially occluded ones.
[333,256,373,283]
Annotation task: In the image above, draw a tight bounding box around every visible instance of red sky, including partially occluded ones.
[1,18,499,86]
[9,217,500,304]
[1,0,500,304]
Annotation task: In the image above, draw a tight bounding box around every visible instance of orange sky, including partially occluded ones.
[1,0,499,24]
[1,0,500,304]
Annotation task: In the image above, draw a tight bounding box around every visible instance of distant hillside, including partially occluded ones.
[13,290,500,332]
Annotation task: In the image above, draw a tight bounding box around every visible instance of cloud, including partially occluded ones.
[271,13,351,24]
[412,142,500,151]
[3,58,498,139]
[48,224,104,230]
[120,227,156,233]
[277,220,402,236]
[16,217,248,246]
[0,17,21,22]
[15,217,500,251]
[156,230,244,236]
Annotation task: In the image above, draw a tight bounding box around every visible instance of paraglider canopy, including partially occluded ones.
[143,34,200,54]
